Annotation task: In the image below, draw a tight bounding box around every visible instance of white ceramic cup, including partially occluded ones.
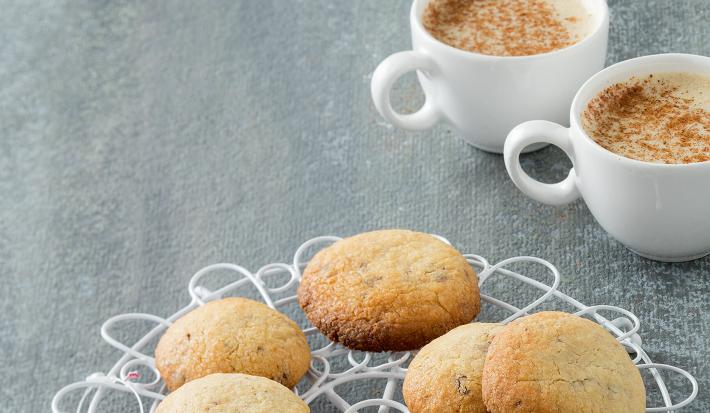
[370,0,609,153]
[504,53,710,262]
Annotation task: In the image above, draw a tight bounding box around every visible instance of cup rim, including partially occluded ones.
[410,0,609,61]
[569,53,710,169]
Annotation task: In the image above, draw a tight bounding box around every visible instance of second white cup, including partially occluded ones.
[504,53,710,262]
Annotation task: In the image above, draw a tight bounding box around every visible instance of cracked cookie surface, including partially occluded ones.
[154,373,310,413]
[155,297,310,391]
[403,323,503,413]
[297,229,481,351]
[482,311,645,413]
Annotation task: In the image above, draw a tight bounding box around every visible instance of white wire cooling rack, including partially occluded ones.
[52,235,698,413]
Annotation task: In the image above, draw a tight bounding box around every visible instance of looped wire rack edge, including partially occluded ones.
[52,235,699,413]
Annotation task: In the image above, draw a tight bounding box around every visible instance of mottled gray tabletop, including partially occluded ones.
[1,0,709,412]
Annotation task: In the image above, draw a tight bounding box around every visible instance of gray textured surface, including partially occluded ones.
[1,0,709,412]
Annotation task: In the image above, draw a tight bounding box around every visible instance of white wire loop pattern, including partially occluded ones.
[52,235,698,413]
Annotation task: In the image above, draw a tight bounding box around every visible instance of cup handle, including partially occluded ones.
[371,51,442,130]
[504,120,581,205]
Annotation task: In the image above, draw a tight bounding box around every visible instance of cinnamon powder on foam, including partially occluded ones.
[422,0,593,56]
[581,73,710,164]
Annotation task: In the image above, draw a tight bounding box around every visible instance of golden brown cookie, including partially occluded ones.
[155,297,310,391]
[482,311,645,413]
[155,373,310,413]
[403,323,504,413]
[297,229,480,351]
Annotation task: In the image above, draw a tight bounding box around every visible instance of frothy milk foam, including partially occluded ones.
[582,72,710,164]
[422,0,597,56]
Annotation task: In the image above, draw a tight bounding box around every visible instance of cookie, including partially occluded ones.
[403,323,504,413]
[297,229,480,351]
[154,373,310,413]
[155,297,311,391]
[482,311,645,413]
